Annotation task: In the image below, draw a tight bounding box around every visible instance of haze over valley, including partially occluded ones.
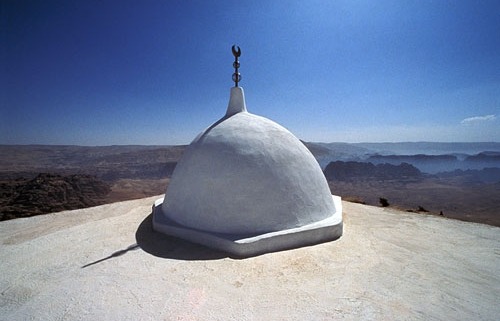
[1,142,499,227]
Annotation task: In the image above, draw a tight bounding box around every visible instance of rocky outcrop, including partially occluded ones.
[464,152,500,169]
[436,167,500,184]
[367,154,458,173]
[0,173,110,221]
[324,161,422,181]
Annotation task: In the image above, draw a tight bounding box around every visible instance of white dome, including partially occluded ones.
[160,87,336,235]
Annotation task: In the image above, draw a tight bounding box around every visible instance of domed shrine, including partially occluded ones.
[153,46,342,256]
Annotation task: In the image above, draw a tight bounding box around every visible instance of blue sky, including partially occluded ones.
[1,0,499,145]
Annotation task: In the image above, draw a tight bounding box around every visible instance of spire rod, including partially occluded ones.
[231,45,241,87]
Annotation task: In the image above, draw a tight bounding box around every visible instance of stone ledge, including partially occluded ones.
[152,195,343,257]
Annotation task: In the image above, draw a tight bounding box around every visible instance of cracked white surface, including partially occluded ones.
[1,196,499,320]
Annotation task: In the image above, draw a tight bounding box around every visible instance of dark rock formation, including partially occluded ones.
[324,161,422,181]
[464,152,500,169]
[436,168,500,184]
[367,154,458,174]
[0,173,110,221]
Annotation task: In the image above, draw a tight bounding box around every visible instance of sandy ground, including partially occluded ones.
[0,196,499,320]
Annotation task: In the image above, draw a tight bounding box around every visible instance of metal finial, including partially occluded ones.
[231,45,241,87]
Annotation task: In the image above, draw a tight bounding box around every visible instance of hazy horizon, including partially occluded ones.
[2,1,499,145]
[2,141,500,149]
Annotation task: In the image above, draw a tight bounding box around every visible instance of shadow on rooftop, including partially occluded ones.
[81,244,140,268]
[135,212,228,261]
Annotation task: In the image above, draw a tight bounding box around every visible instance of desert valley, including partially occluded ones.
[1,142,499,227]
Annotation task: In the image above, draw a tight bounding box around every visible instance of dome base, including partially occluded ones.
[152,195,343,257]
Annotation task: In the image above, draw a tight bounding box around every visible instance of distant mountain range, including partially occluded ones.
[0,145,185,181]
[1,143,499,226]
[304,142,500,173]
[352,142,500,155]
[2,142,500,176]
[324,161,422,181]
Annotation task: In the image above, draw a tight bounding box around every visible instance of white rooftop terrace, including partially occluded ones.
[1,196,498,320]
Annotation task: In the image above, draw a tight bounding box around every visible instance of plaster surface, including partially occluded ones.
[160,87,339,236]
[153,195,342,257]
[1,197,498,320]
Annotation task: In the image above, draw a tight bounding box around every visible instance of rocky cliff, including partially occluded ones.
[324,161,422,181]
[0,173,110,220]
